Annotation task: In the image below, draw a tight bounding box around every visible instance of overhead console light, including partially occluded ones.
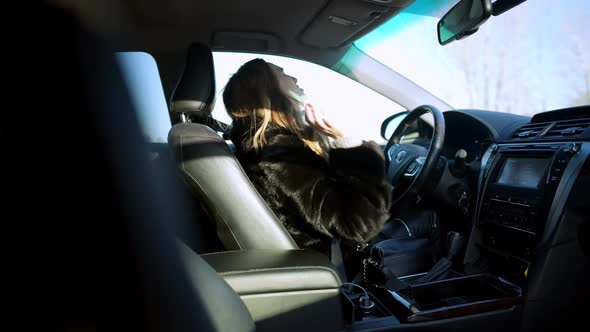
[364,0,394,4]
[363,0,415,7]
[328,15,358,26]
[300,0,398,49]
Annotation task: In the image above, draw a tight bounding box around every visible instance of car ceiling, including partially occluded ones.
[55,0,413,62]
[53,0,415,99]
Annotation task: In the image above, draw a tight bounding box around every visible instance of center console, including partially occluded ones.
[344,136,588,330]
[371,274,521,322]
[470,142,579,283]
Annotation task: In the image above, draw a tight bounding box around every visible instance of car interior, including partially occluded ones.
[30,0,589,331]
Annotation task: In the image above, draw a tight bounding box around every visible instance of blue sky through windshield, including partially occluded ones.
[355,0,590,115]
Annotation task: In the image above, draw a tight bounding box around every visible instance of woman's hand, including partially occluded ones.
[304,103,344,139]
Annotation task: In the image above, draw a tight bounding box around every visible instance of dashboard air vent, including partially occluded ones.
[541,118,590,138]
[511,122,551,139]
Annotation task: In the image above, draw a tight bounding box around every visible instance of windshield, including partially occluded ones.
[355,0,590,116]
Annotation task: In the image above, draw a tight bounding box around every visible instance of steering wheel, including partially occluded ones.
[384,105,445,203]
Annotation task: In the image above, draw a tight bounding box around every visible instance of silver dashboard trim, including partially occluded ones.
[464,144,496,265]
[488,197,531,208]
[541,142,589,243]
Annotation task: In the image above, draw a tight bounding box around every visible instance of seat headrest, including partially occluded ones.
[170,43,216,120]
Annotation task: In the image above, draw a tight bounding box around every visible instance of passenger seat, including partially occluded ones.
[167,43,298,252]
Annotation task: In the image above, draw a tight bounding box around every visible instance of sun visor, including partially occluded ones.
[300,0,414,49]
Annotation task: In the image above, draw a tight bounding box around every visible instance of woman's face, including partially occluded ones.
[267,63,305,101]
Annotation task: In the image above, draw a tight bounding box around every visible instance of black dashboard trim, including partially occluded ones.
[531,105,590,123]
[445,109,530,141]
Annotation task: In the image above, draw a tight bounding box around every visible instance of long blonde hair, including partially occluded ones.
[223,59,329,157]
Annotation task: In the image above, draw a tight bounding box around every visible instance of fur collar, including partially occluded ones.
[230,118,304,154]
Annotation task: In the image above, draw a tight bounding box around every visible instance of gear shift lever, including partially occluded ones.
[415,231,466,284]
[446,231,466,263]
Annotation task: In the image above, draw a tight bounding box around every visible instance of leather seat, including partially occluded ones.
[168,43,298,251]
[25,6,254,331]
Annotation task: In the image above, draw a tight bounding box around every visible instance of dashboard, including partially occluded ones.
[441,110,528,163]
[381,106,589,326]
[393,109,530,164]
[389,106,589,290]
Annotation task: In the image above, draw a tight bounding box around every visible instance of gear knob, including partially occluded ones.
[446,231,465,262]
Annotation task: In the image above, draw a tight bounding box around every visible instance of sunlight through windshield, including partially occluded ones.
[355,0,590,116]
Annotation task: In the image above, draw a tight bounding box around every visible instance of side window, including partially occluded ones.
[212,52,406,144]
[116,52,171,143]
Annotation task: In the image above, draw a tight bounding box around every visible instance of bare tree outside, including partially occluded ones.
[443,2,562,116]
[356,0,590,117]
[568,13,590,106]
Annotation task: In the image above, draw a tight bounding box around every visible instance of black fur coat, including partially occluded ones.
[230,120,393,254]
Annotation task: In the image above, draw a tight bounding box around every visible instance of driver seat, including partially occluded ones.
[168,43,298,251]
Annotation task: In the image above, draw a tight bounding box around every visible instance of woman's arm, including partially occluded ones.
[260,140,393,244]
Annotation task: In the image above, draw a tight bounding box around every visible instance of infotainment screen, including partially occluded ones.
[496,158,550,189]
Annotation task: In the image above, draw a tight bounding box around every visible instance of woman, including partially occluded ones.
[223,58,392,254]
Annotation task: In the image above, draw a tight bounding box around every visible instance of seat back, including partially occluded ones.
[168,44,297,250]
[168,123,298,250]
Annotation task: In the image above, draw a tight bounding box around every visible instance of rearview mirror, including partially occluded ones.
[438,0,492,45]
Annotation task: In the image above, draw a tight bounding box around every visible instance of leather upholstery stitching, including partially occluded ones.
[218,265,342,282]
[200,249,245,256]
[200,249,304,256]
[179,134,243,250]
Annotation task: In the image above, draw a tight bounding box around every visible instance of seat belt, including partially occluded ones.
[205,115,231,138]
[331,237,348,283]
